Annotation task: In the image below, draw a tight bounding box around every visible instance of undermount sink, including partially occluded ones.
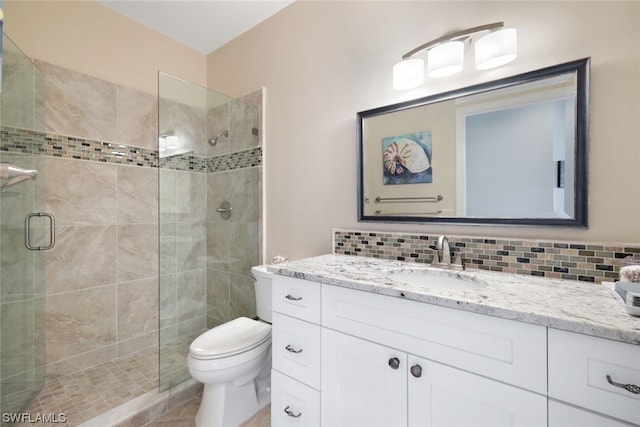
[385,269,483,290]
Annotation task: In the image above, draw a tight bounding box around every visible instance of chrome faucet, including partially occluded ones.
[437,235,452,265]
[431,235,464,270]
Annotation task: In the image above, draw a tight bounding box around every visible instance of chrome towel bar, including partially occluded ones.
[375,195,443,203]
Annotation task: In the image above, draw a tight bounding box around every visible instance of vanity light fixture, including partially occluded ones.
[393,22,517,90]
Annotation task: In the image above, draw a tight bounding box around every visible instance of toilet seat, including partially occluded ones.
[189,317,271,360]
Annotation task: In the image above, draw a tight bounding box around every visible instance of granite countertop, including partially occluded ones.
[272,254,640,345]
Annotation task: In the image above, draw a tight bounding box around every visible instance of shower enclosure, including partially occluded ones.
[158,73,262,390]
[0,28,48,415]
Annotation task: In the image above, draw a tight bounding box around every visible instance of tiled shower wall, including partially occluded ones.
[206,92,262,328]
[334,229,640,283]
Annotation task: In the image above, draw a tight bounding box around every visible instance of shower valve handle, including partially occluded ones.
[216,201,232,219]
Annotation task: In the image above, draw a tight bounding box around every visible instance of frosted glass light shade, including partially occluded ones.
[427,41,464,78]
[393,58,424,90]
[165,135,179,149]
[475,28,517,70]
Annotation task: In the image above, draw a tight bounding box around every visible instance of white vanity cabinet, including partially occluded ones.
[271,273,640,427]
[321,284,548,427]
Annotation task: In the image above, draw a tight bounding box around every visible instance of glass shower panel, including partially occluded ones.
[158,73,261,391]
[0,32,47,415]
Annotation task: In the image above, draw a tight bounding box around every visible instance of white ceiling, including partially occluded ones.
[97,0,295,54]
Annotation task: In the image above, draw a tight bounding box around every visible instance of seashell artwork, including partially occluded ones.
[381,131,432,185]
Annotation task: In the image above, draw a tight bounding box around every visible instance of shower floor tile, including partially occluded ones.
[27,348,158,426]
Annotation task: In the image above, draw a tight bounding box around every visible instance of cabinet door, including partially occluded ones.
[549,400,637,427]
[408,355,547,427]
[322,328,407,427]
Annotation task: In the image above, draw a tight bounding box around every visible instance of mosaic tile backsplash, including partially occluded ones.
[333,229,640,283]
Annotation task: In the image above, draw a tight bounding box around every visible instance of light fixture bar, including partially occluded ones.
[401,21,504,60]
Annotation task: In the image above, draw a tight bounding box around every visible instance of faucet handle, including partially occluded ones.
[453,252,464,269]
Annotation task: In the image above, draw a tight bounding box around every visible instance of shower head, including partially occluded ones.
[208,130,229,146]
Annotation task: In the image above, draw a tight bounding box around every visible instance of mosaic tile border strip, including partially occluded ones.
[1,126,263,173]
[209,147,262,172]
[333,229,640,283]
[0,126,159,168]
[159,153,208,173]
[159,147,262,173]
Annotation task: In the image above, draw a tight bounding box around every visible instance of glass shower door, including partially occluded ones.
[158,73,261,391]
[0,32,48,416]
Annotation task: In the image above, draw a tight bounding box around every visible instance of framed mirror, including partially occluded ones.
[357,58,589,227]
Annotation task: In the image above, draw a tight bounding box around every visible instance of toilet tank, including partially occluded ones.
[251,265,273,323]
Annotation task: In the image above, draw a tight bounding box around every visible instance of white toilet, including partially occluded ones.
[187,265,274,427]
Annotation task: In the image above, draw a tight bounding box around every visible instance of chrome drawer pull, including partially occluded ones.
[284,406,302,418]
[606,375,640,394]
[285,294,302,301]
[285,344,303,354]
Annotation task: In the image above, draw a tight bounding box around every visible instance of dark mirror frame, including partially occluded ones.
[357,58,590,227]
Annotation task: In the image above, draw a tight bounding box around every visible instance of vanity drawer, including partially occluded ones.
[322,284,547,394]
[549,400,637,427]
[548,329,640,426]
[271,369,320,427]
[272,275,321,324]
[272,312,321,390]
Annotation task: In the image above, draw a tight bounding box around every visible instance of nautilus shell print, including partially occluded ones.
[383,139,431,175]
[381,131,432,185]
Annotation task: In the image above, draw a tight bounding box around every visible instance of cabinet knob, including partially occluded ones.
[284,406,302,418]
[410,364,422,378]
[388,357,400,370]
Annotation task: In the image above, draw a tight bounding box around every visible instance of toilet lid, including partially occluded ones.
[189,317,271,359]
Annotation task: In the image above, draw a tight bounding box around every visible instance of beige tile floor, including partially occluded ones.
[143,394,270,427]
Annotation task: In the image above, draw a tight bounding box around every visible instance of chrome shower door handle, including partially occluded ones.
[25,213,56,251]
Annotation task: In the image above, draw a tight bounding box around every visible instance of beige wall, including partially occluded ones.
[206,1,640,262]
[4,0,207,95]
